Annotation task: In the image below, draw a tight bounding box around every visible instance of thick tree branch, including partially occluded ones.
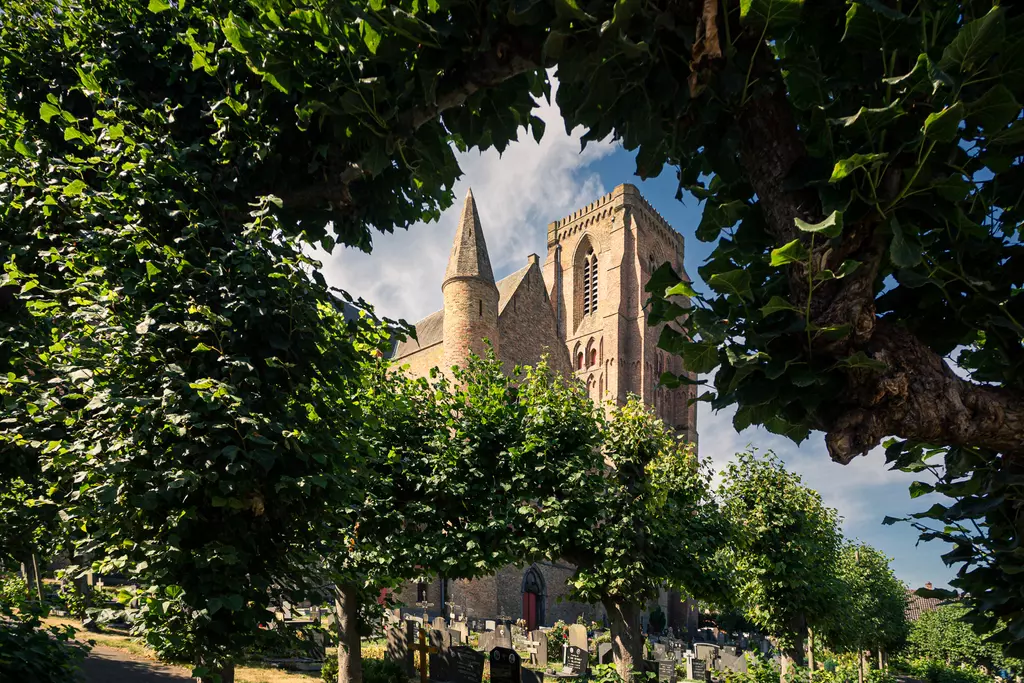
[823,321,1024,463]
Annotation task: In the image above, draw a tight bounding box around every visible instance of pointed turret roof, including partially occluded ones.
[443,189,495,286]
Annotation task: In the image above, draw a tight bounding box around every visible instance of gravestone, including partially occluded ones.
[486,620,496,631]
[689,659,709,683]
[597,643,613,665]
[478,631,494,653]
[694,643,719,667]
[719,648,748,674]
[530,631,548,670]
[491,648,522,683]
[450,647,485,683]
[451,629,464,646]
[562,646,588,676]
[434,617,449,631]
[523,670,545,683]
[430,628,455,683]
[452,622,469,645]
[567,624,588,652]
[388,620,417,678]
[495,624,513,650]
[656,660,676,683]
[654,643,668,660]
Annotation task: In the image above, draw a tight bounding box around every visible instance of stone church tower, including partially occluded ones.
[391,184,699,633]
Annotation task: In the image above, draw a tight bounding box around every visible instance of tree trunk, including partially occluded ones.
[857,649,865,683]
[878,648,884,670]
[197,661,234,683]
[604,598,644,682]
[806,628,815,682]
[31,554,43,602]
[336,584,364,683]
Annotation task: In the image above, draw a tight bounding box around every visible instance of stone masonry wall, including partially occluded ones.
[497,259,573,376]
[442,277,500,375]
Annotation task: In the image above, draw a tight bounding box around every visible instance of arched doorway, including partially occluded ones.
[521,565,546,631]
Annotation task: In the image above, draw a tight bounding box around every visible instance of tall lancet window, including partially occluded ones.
[583,249,598,315]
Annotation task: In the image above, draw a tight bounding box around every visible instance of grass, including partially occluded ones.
[43,616,322,683]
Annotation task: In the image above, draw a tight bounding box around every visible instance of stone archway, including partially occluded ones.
[521,565,546,631]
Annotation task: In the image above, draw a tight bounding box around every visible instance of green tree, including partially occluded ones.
[329,352,603,683]
[908,603,1023,674]
[566,398,727,680]
[719,451,843,680]
[822,544,909,674]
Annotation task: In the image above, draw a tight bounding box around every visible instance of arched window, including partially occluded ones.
[590,348,597,366]
[577,352,584,370]
[583,249,598,315]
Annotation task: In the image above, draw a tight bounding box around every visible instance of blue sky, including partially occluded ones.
[317,83,957,592]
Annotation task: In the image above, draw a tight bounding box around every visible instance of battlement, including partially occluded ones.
[546,184,684,248]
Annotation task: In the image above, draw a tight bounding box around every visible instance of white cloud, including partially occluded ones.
[316,80,616,323]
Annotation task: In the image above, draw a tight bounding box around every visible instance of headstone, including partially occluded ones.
[523,670,545,683]
[434,617,449,631]
[654,643,668,659]
[495,624,513,650]
[656,660,676,683]
[486,620,496,631]
[452,623,469,643]
[530,631,548,669]
[567,624,588,652]
[719,648,748,674]
[478,631,494,653]
[451,629,465,646]
[694,643,719,666]
[450,647,485,683]
[388,620,417,678]
[597,643,613,665]
[430,629,454,683]
[490,648,522,683]
[689,659,709,683]
[562,646,588,676]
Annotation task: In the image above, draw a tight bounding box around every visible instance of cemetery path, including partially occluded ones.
[80,644,194,683]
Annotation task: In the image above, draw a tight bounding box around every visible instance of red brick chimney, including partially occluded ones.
[925,582,933,590]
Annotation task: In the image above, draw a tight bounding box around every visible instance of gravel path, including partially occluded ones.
[80,644,193,683]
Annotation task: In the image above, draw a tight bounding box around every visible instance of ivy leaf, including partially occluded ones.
[939,7,1005,73]
[890,218,922,267]
[62,179,88,196]
[829,153,887,183]
[770,239,809,266]
[760,296,800,317]
[966,85,1021,132]
[795,210,843,238]
[677,341,720,374]
[708,269,753,300]
[739,0,803,32]
[39,102,61,123]
[148,0,171,13]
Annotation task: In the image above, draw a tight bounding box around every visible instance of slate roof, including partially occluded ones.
[392,262,536,359]
[905,589,944,621]
[443,189,495,285]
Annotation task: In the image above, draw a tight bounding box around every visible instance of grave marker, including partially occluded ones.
[490,647,522,683]
[597,643,613,665]
[522,670,545,683]
[562,646,588,676]
[689,659,708,683]
[530,631,548,669]
[656,660,676,683]
[495,624,513,650]
[387,620,417,678]
[567,624,588,651]
[450,647,485,683]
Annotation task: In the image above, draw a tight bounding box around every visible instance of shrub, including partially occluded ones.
[0,603,91,683]
[548,621,570,656]
[0,573,28,606]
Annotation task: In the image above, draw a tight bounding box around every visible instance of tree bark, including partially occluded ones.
[735,71,1024,466]
[336,584,364,683]
[604,598,644,682]
[806,627,815,682]
[31,554,43,602]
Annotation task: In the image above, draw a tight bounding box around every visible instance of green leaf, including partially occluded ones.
[770,239,809,266]
[883,54,952,94]
[889,218,922,268]
[14,140,33,157]
[708,269,753,300]
[909,481,934,499]
[40,102,61,123]
[361,20,382,54]
[146,262,162,278]
[678,341,720,375]
[664,282,697,298]
[760,296,800,317]
[739,0,803,32]
[829,153,887,183]
[62,179,87,196]
[221,14,250,54]
[835,351,886,371]
[148,0,171,11]
[795,210,843,238]
[966,85,1020,132]
[940,7,1006,73]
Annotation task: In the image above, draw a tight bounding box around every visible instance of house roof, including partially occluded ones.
[905,589,944,621]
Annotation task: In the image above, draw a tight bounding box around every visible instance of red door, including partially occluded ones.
[523,592,538,631]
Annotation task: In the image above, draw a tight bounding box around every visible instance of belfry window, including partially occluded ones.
[583,249,598,315]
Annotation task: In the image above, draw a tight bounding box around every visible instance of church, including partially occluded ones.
[392,183,700,633]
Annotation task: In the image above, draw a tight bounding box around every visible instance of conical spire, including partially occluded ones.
[443,189,495,286]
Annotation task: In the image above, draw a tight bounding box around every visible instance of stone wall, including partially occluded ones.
[442,276,500,375]
[394,341,444,380]
[497,258,573,376]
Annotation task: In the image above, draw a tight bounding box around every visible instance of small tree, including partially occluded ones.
[719,451,843,680]
[565,399,728,680]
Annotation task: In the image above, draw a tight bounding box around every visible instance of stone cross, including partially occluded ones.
[416,625,439,683]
